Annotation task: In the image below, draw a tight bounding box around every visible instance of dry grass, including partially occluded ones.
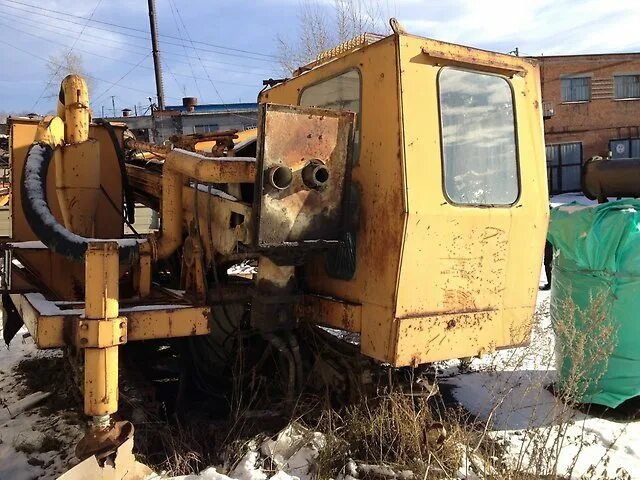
[127,291,632,479]
[310,392,466,479]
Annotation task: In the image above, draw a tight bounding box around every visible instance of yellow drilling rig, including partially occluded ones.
[1,26,548,478]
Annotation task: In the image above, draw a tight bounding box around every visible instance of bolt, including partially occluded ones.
[80,338,88,345]
[81,323,88,330]
[119,336,125,343]
[119,322,126,329]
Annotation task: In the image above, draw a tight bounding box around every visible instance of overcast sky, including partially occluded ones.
[0,0,638,114]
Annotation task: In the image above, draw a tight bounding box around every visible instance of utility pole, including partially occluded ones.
[101,105,105,118]
[147,0,165,111]
[111,96,116,117]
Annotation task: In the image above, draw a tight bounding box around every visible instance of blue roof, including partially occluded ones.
[165,102,257,113]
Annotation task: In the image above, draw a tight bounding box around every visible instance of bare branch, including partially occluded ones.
[277,0,390,74]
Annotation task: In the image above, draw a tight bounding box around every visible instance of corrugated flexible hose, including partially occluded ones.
[21,143,139,263]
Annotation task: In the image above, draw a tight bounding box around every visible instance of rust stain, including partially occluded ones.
[256,104,355,245]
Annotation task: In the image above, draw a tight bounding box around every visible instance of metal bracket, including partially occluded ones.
[74,317,128,348]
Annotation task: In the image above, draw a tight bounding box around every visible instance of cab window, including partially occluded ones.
[299,69,361,162]
[439,68,519,205]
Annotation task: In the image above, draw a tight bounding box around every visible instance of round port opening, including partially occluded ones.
[268,165,293,190]
[313,166,329,185]
[302,161,330,189]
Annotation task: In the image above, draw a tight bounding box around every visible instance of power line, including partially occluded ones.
[0,19,261,88]
[0,8,279,74]
[31,0,103,110]
[0,37,180,103]
[169,1,256,121]
[0,11,270,77]
[0,0,278,61]
[93,53,152,104]
[167,0,203,101]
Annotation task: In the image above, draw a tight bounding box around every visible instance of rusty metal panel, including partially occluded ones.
[253,103,355,248]
[297,294,362,332]
[392,307,533,367]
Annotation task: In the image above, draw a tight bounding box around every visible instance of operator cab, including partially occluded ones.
[260,31,549,366]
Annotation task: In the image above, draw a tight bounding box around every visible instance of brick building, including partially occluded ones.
[535,53,640,194]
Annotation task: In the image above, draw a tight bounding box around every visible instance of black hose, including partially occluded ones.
[263,333,296,404]
[287,333,304,393]
[94,118,135,224]
[21,143,139,263]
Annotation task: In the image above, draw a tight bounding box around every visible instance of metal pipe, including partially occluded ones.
[301,160,329,189]
[267,165,293,190]
[150,149,256,261]
[124,138,171,157]
[287,333,304,393]
[57,75,90,144]
[263,333,296,403]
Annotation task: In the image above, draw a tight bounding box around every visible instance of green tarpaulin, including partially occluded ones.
[548,200,640,408]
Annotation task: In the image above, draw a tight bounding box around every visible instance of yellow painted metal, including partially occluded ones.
[84,346,118,417]
[8,116,123,301]
[125,306,210,341]
[75,317,127,348]
[182,185,252,258]
[136,253,152,297]
[234,127,257,144]
[56,140,101,236]
[34,116,65,148]
[150,148,255,260]
[262,35,406,363]
[264,33,548,366]
[167,148,255,183]
[53,75,101,236]
[9,293,66,348]
[59,74,91,144]
[83,242,120,417]
[296,295,362,332]
[392,35,548,365]
[8,292,211,348]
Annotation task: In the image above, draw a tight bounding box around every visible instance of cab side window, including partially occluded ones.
[299,69,361,162]
[439,68,519,206]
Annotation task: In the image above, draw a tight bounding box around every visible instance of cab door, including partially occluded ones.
[393,36,548,364]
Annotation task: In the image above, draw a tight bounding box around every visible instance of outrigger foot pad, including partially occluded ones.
[75,420,134,461]
[60,421,152,480]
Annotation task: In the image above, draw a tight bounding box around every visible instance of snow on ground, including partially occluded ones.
[2,194,638,480]
[150,423,324,480]
[442,289,640,479]
[0,328,82,480]
[436,195,640,478]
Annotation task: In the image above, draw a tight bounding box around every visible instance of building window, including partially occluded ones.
[561,77,590,102]
[614,75,640,100]
[546,142,582,195]
[193,124,218,134]
[438,68,519,205]
[609,138,640,159]
[299,69,361,161]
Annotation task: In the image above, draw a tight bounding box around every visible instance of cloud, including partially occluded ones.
[399,0,640,55]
